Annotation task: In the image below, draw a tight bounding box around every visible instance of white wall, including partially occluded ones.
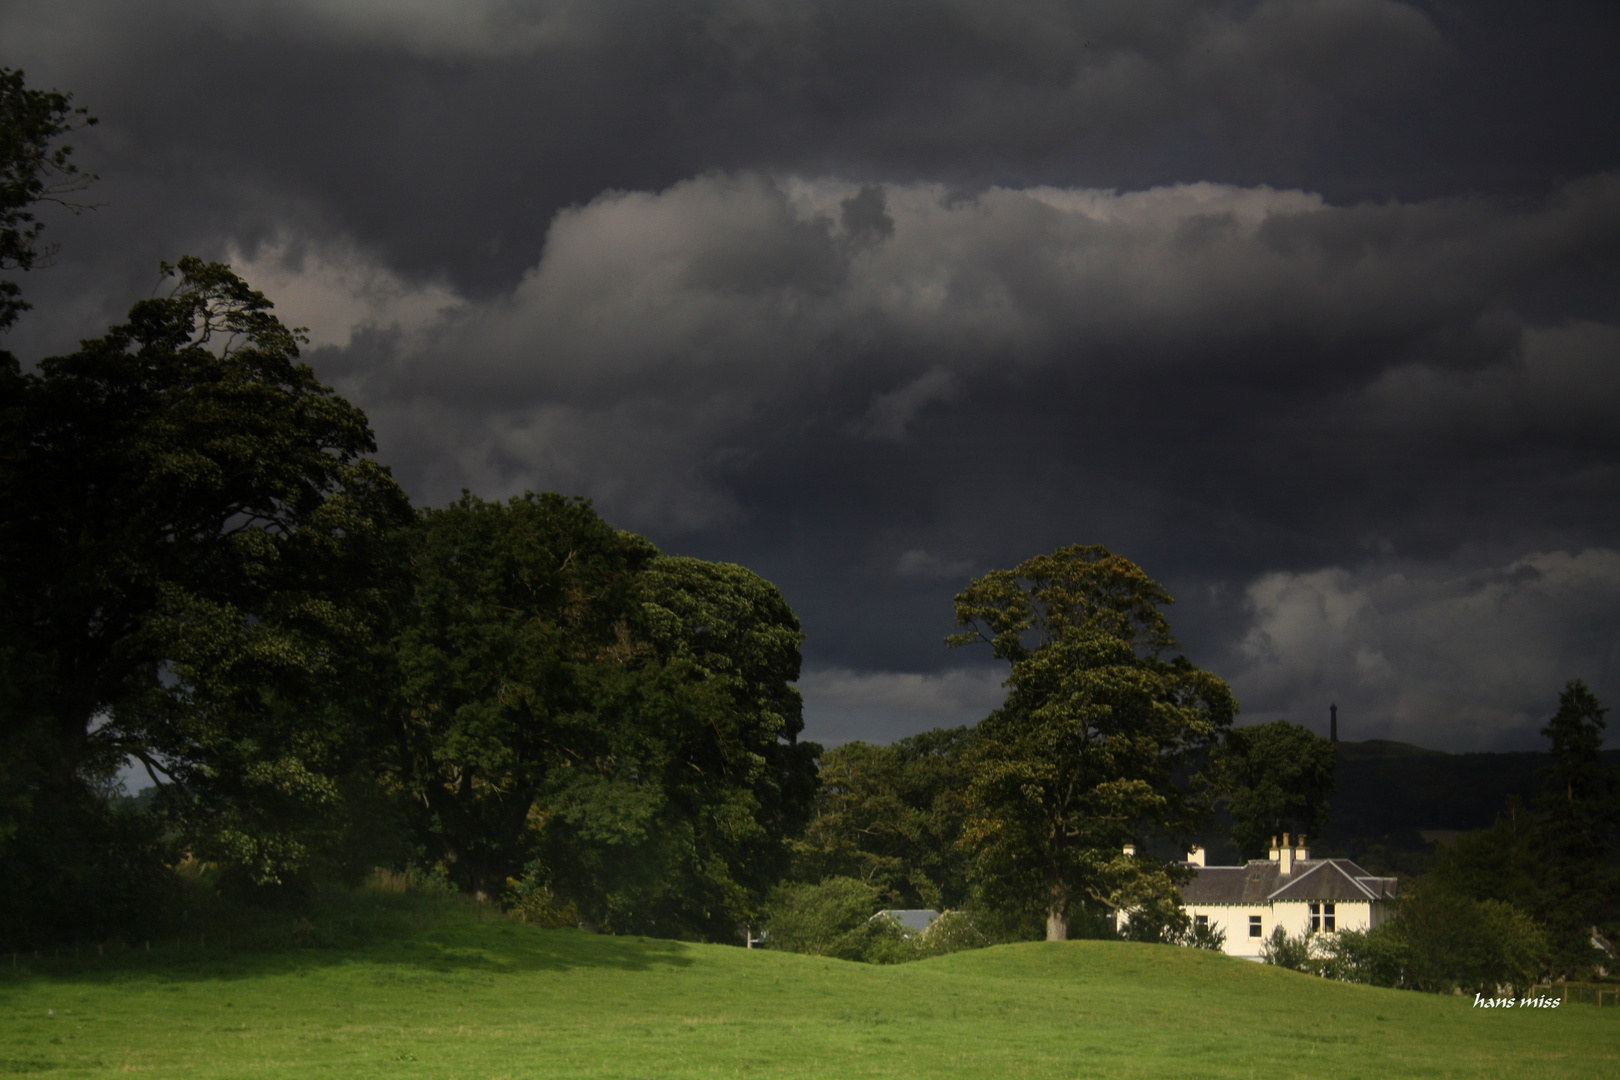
[1184,900,1383,960]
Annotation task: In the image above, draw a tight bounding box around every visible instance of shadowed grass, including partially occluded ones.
[1,895,1615,1078]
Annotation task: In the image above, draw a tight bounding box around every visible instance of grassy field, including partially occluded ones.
[2,895,1616,1078]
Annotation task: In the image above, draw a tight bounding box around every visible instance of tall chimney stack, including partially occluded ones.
[1330,703,1338,743]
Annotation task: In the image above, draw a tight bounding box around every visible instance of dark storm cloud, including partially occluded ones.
[0,0,1461,302]
[4,1,1618,750]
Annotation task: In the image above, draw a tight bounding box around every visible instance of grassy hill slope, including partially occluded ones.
[3,907,1616,1078]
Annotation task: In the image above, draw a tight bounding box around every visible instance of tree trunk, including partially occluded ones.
[1046,882,1069,941]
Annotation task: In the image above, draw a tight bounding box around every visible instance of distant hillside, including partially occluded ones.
[1318,740,1620,842]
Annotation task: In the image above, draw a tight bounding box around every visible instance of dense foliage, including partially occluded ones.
[760,876,987,963]
[1,256,412,940]
[787,727,972,911]
[393,501,818,939]
[1222,721,1336,859]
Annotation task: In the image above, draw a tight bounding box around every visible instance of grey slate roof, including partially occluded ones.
[1179,859,1398,905]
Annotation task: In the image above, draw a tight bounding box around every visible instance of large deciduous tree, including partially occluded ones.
[1222,721,1336,860]
[0,258,411,932]
[949,544,1236,941]
[391,492,653,899]
[392,497,818,939]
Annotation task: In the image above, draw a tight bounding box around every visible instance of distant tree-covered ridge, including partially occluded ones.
[1319,739,1620,845]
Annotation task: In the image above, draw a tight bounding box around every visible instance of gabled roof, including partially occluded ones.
[1266,860,1397,902]
[1179,859,1398,905]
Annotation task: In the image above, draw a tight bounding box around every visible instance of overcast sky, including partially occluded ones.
[6,0,1619,751]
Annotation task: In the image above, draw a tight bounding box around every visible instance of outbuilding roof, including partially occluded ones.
[872,909,941,933]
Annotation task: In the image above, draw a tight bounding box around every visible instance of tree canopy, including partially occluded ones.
[950,544,1236,941]
[1222,721,1336,859]
[788,727,973,911]
[0,257,412,935]
[391,496,818,939]
[0,67,95,332]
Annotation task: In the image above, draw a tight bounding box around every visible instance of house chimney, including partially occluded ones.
[1278,832,1294,874]
[1330,703,1338,743]
[1268,836,1280,861]
[1187,846,1206,867]
[1295,835,1310,861]
[1122,843,1136,857]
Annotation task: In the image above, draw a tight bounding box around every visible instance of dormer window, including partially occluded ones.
[1308,902,1336,932]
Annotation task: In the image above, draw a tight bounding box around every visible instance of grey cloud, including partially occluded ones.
[1223,549,1620,750]
[851,369,960,441]
[286,173,1620,528]
[840,185,895,241]
[799,664,1007,745]
[895,549,975,581]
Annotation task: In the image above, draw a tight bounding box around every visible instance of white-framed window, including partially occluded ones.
[1308,902,1338,932]
[1194,914,1209,930]
[1248,915,1262,938]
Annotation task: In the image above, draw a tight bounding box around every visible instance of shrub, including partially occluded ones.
[0,790,178,949]
[503,863,581,929]
[1394,888,1550,995]
[1315,926,1407,986]
[762,877,882,959]
[1177,920,1227,951]
[1261,926,1313,971]
[913,909,991,958]
[762,879,992,963]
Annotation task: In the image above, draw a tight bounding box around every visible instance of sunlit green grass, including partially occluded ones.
[3,898,1616,1078]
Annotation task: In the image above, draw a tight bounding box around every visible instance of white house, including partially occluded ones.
[1173,834,1398,960]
